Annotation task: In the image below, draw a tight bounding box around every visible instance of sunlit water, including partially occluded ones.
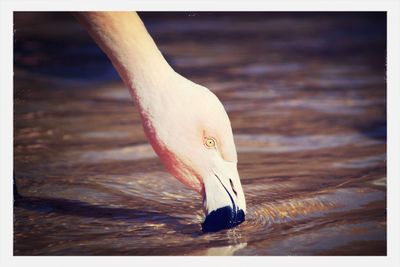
[14,12,386,255]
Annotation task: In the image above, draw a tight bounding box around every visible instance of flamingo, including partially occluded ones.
[75,12,246,232]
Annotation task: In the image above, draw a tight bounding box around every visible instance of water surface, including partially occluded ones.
[14,12,386,255]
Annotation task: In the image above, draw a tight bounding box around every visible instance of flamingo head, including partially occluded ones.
[139,77,246,232]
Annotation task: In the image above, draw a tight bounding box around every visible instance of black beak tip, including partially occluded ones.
[201,206,245,232]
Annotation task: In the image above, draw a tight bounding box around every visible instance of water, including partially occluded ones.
[13,12,386,255]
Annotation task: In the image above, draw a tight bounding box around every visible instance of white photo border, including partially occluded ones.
[1,1,398,267]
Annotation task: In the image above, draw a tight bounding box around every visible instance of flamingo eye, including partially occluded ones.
[204,137,217,148]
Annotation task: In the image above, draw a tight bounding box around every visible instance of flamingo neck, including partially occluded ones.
[75,12,175,107]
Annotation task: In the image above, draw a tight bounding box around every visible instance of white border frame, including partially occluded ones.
[1,1,399,267]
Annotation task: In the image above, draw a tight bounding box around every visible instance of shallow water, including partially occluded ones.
[13,12,386,255]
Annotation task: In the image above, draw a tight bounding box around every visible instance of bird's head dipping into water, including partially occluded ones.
[139,77,247,232]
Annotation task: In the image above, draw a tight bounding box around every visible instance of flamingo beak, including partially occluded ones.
[202,199,245,232]
[200,162,246,232]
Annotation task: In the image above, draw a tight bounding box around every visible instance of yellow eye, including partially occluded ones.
[204,137,217,148]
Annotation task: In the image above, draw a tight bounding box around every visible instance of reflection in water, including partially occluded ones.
[193,243,248,256]
[14,12,386,255]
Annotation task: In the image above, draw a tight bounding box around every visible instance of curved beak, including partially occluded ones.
[201,160,246,232]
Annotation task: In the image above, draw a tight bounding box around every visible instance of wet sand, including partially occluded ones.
[14,12,386,255]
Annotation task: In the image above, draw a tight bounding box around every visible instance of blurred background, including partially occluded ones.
[14,12,386,255]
